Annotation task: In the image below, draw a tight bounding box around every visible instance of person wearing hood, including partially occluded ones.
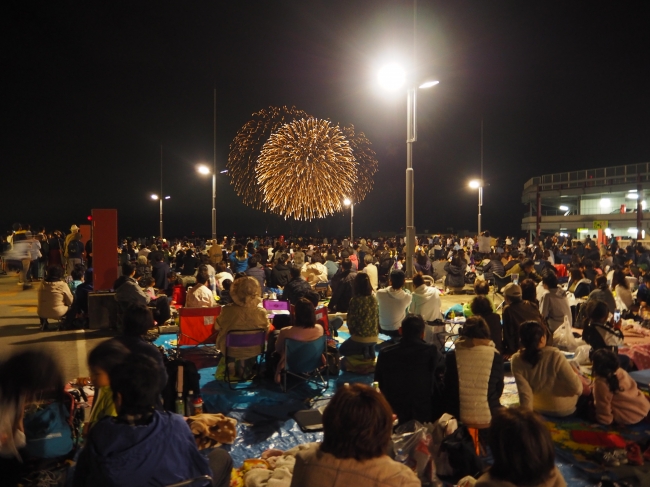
[214,276,268,354]
[443,316,504,429]
[376,269,412,339]
[444,256,466,293]
[408,272,442,342]
[414,251,433,277]
[73,354,233,487]
[270,253,291,288]
[328,259,357,313]
[37,265,73,331]
[245,255,266,295]
[539,272,572,331]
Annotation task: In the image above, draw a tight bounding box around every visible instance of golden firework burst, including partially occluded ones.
[256,118,357,220]
[227,106,312,210]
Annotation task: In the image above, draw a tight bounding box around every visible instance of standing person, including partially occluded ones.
[376,269,412,339]
[66,233,85,275]
[63,224,80,269]
[48,231,65,268]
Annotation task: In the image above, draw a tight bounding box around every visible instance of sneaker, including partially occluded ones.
[599,451,620,467]
[626,442,644,466]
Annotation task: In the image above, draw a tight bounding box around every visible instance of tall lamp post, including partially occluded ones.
[150,194,170,238]
[197,165,228,240]
[378,64,438,278]
[469,180,483,236]
[343,198,354,244]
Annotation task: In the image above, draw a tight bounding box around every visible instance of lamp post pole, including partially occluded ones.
[477,184,482,236]
[405,87,417,279]
[160,145,164,239]
[159,197,163,239]
[212,88,217,241]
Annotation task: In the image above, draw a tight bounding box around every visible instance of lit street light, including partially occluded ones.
[468,180,483,235]
[150,194,171,238]
[379,63,438,278]
[343,198,354,244]
[197,164,217,240]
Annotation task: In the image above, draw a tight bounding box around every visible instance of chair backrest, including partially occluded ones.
[493,273,511,292]
[314,306,330,336]
[178,306,221,346]
[225,329,266,360]
[285,335,326,374]
[263,299,290,312]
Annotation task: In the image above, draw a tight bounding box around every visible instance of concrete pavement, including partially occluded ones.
[0,273,115,381]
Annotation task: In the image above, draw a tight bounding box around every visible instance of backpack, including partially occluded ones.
[162,358,201,412]
[67,240,82,258]
[23,394,75,459]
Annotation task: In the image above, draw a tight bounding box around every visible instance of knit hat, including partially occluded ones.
[503,283,522,298]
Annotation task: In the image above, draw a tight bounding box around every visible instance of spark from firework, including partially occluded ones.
[341,124,378,203]
[227,106,312,210]
[256,118,357,220]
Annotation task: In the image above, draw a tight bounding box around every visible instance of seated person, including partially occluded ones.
[73,267,94,316]
[140,276,157,301]
[84,340,130,435]
[282,266,313,305]
[511,321,587,417]
[185,270,216,308]
[376,270,412,339]
[337,273,379,361]
[69,265,85,294]
[274,298,324,383]
[115,262,171,327]
[218,279,233,305]
[539,271,572,331]
[73,354,233,487]
[471,296,503,354]
[289,383,420,487]
[410,272,443,322]
[501,283,551,357]
[582,299,628,370]
[328,259,357,313]
[506,258,542,284]
[592,349,650,426]
[463,280,494,317]
[375,314,443,424]
[476,407,566,487]
[111,305,168,393]
[444,316,503,429]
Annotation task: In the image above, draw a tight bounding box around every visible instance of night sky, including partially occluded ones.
[4,1,650,239]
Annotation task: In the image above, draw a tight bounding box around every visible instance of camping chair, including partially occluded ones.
[223,329,267,389]
[177,307,221,355]
[492,273,511,311]
[315,306,330,336]
[282,335,329,393]
[315,281,330,298]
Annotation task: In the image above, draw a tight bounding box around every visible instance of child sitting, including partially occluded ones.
[69,266,85,294]
[83,340,130,436]
[592,348,650,425]
[140,276,157,301]
[219,279,233,305]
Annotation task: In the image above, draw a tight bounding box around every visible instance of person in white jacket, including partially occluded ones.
[408,273,442,344]
[376,270,412,338]
[361,255,378,291]
[539,272,572,332]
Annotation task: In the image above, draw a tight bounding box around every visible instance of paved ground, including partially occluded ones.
[0,273,115,380]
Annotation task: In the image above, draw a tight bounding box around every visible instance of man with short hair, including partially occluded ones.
[376,269,412,338]
[73,354,232,487]
[375,314,443,424]
[115,262,170,326]
[281,266,312,305]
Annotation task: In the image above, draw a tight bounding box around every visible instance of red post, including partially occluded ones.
[638,175,643,240]
[536,186,541,238]
[92,209,118,291]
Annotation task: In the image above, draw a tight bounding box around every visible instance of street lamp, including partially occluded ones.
[197,164,217,240]
[378,64,438,278]
[150,194,171,238]
[468,179,483,235]
[343,198,354,244]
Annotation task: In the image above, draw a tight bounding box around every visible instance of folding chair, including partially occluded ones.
[223,329,266,389]
[177,307,221,354]
[282,335,329,393]
[315,306,330,336]
[492,273,511,311]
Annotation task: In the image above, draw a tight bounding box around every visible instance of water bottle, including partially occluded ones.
[185,390,195,417]
[175,393,184,415]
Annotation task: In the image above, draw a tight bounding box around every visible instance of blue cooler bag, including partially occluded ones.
[23,400,74,458]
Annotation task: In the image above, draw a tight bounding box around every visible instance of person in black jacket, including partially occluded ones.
[328,259,357,313]
[270,254,291,288]
[281,266,312,305]
[375,314,444,424]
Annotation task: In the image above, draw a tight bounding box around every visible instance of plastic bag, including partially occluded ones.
[392,420,441,486]
[573,344,592,365]
[553,316,578,351]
